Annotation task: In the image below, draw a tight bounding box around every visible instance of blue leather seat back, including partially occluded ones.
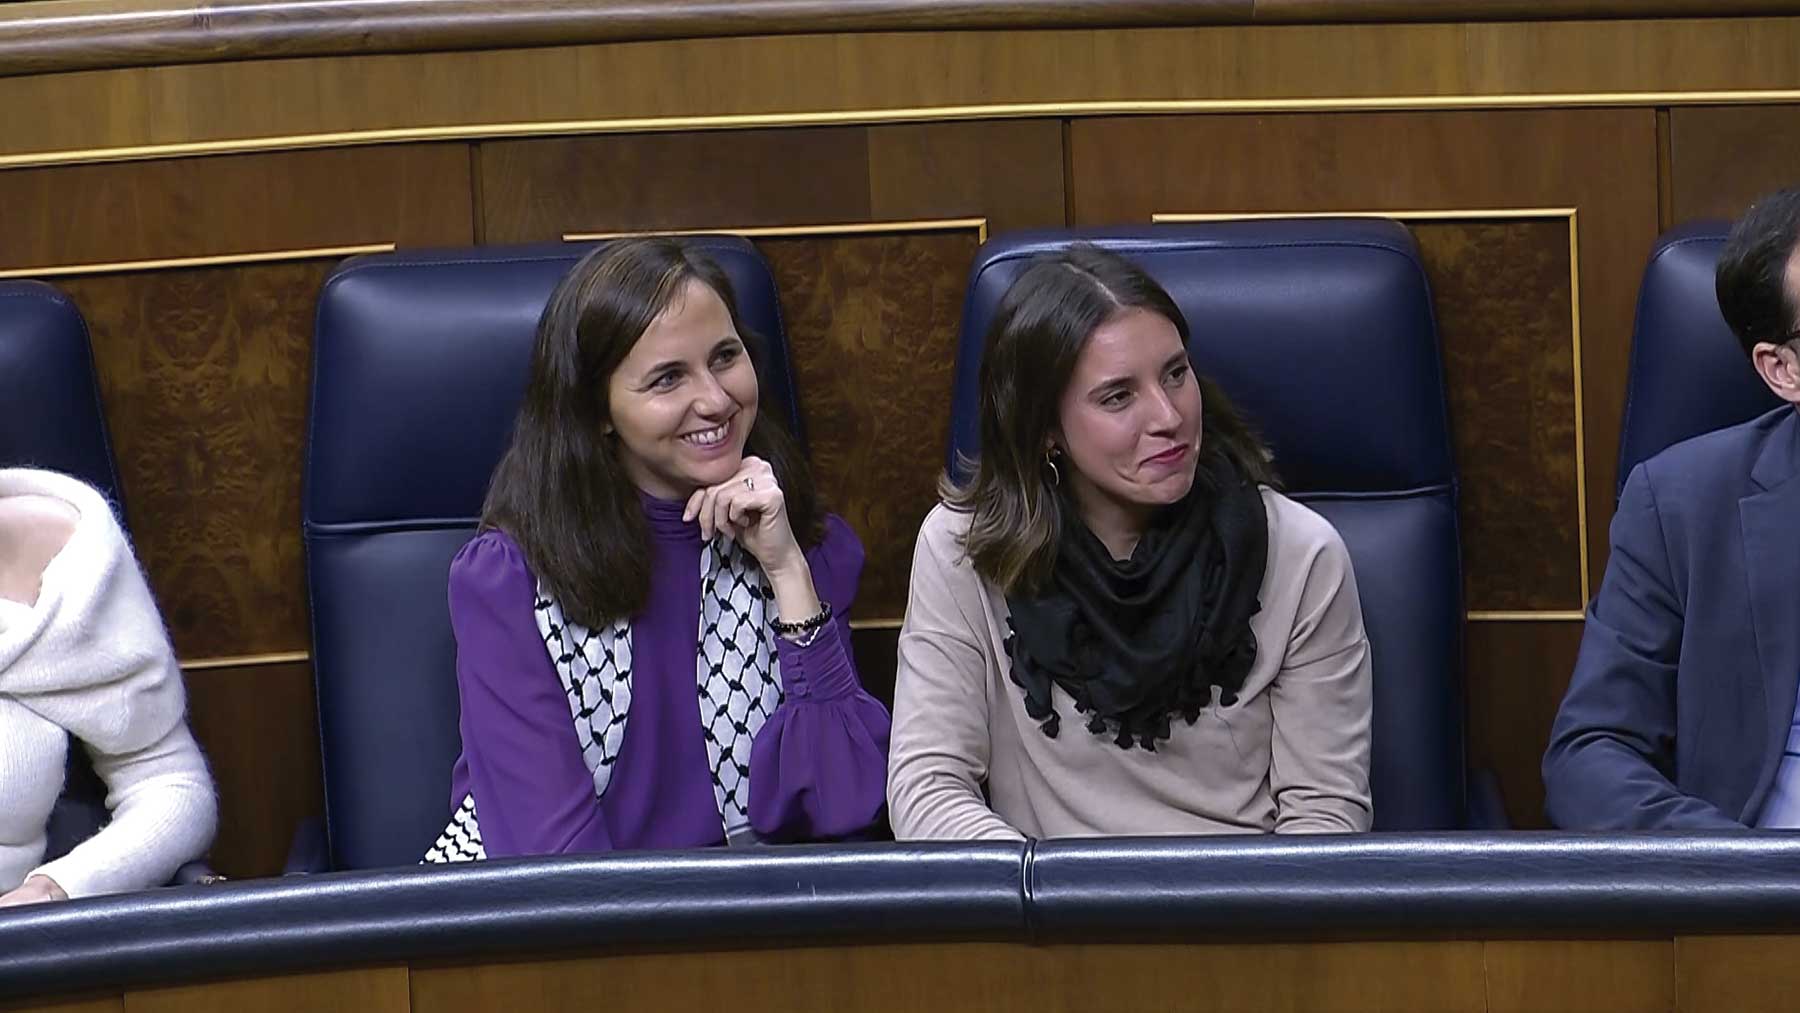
[306,238,801,870]
[0,282,121,503]
[950,221,1464,829]
[1618,221,1782,490]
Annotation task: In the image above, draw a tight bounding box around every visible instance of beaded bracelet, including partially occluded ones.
[772,600,834,645]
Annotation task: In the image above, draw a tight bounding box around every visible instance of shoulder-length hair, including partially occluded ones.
[943,243,1275,595]
[483,236,823,627]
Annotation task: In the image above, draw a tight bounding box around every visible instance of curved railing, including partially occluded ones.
[3,0,1800,77]
[5,832,1800,1001]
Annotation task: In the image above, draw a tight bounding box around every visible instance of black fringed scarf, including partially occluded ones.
[1003,450,1269,750]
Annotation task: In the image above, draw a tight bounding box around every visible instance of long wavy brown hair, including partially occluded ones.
[483,237,823,627]
[943,244,1275,595]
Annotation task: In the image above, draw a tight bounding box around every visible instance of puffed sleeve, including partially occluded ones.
[450,531,615,856]
[748,515,892,841]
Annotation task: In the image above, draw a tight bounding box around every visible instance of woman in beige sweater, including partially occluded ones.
[888,245,1372,841]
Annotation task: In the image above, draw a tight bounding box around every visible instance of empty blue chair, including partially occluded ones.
[1618,221,1782,490]
[949,221,1466,830]
[304,238,803,870]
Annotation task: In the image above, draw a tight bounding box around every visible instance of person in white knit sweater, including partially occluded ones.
[0,468,216,907]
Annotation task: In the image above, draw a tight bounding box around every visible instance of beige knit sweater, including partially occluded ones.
[888,489,1372,841]
[0,469,216,898]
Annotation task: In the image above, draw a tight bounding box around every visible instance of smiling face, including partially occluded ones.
[605,278,759,499]
[1054,306,1203,548]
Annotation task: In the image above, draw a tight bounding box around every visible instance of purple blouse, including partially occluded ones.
[445,496,891,856]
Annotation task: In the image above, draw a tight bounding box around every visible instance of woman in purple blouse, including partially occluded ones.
[424,238,891,861]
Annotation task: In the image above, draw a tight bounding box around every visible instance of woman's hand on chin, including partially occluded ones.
[683,456,805,576]
[0,874,68,907]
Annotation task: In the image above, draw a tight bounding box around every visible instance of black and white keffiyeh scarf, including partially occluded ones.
[424,537,783,863]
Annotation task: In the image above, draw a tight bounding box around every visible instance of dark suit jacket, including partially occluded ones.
[1544,406,1800,829]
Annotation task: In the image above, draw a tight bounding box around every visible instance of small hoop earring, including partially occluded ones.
[1044,450,1062,488]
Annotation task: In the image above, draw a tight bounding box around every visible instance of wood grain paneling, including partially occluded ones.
[0,145,473,269]
[14,0,1800,80]
[760,230,975,621]
[57,259,331,658]
[412,940,1486,1013]
[481,120,1065,241]
[1677,935,1800,1013]
[9,19,1800,165]
[124,967,408,1013]
[182,660,323,879]
[1669,105,1800,223]
[16,145,473,659]
[479,129,874,241]
[1045,941,1487,1012]
[867,120,1067,234]
[1413,217,1582,611]
[1466,620,1585,828]
[1068,108,1657,599]
[1485,939,1674,1012]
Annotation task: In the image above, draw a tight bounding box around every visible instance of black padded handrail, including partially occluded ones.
[6,833,1800,1000]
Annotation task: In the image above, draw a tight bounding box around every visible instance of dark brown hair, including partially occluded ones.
[1717,187,1800,357]
[483,237,822,627]
[944,244,1274,594]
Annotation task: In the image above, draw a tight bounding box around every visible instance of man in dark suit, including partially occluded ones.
[1545,188,1800,829]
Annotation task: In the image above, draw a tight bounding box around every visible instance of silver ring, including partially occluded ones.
[743,477,755,491]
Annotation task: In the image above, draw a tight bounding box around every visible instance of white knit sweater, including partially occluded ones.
[0,469,217,898]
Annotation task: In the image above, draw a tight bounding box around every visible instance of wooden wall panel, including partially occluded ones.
[1412,217,1581,612]
[182,661,323,879]
[759,229,976,621]
[57,260,330,658]
[125,967,409,1013]
[866,121,1068,233]
[1669,105,1800,224]
[10,18,1800,164]
[1485,939,1674,1013]
[479,129,876,238]
[0,146,474,270]
[479,120,1064,240]
[1677,935,1800,1013]
[1466,621,1585,827]
[412,940,1486,1013]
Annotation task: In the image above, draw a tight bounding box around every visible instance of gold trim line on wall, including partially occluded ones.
[180,651,311,672]
[0,242,398,280]
[1467,611,1586,622]
[1154,208,1592,613]
[564,218,991,244]
[14,89,1800,172]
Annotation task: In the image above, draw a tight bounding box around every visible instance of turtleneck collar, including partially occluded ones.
[639,489,702,544]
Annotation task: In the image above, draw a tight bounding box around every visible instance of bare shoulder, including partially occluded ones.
[0,493,82,604]
[0,493,81,553]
